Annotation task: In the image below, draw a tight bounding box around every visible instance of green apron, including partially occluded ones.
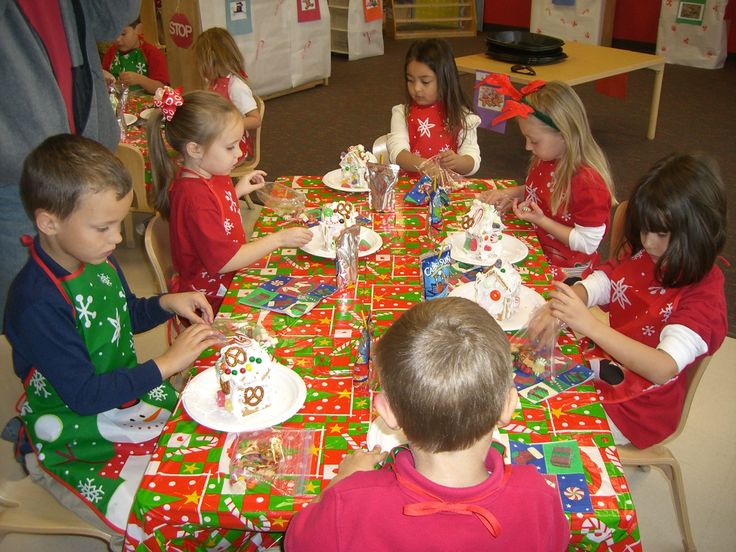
[109,47,148,92]
[20,247,177,532]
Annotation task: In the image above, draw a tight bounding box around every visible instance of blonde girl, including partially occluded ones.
[147,88,311,312]
[481,78,615,281]
[193,27,261,164]
[387,38,481,176]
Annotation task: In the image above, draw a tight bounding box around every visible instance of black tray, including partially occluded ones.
[486,30,564,53]
[486,50,568,66]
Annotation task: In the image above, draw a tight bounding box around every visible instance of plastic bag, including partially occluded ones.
[417,155,465,191]
[254,181,306,220]
[211,317,276,349]
[510,304,568,380]
[229,427,317,495]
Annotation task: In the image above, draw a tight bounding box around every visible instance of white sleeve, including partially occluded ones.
[568,223,607,254]
[456,112,481,176]
[387,104,410,165]
[578,271,611,307]
[227,75,257,115]
[657,324,708,373]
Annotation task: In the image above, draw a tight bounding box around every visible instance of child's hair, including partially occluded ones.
[623,152,726,287]
[524,81,615,213]
[147,90,241,218]
[20,134,131,221]
[193,27,247,86]
[129,17,141,28]
[403,38,473,138]
[373,297,512,453]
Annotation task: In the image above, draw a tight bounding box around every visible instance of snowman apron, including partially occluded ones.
[20,239,178,532]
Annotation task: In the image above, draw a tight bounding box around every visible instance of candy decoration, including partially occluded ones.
[223,497,271,531]
[164,435,219,459]
[564,486,584,500]
[342,432,361,451]
[153,86,184,121]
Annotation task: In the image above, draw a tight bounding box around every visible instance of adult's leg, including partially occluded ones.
[0,185,34,330]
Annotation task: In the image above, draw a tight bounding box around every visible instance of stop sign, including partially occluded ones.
[168,12,194,49]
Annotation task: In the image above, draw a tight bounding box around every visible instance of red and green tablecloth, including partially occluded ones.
[124,176,641,551]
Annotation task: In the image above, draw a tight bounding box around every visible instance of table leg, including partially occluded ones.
[647,65,665,140]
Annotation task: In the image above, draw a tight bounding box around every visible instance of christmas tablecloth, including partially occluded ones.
[125,176,641,551]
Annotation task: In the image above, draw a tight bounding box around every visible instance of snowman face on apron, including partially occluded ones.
[97,401,172,443]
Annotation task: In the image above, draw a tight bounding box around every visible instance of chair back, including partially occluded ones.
[609,199,628,261]
[230,95,265,177]
[144,214,175,294]
[372,134,388,164]
[669,355,711,442]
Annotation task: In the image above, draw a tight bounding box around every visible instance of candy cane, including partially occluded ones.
[330,339,355,357]
[364,262,381,278]
[284,256,310,270]
[604,446,623,470]
[342,433,361,451]
[224,497,271,531]
[503,423,538,435]
[255,40,265,62]
[165,435,219,459]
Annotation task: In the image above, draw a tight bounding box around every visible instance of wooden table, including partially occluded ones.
[124,176,641,551]
[456,41,666,140]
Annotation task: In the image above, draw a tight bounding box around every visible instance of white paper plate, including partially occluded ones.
[300,226,382,259]
[181,365,307,433]
[323,168,369,193]
[139,108,156,120]
[366,416,407,452]
[449,282,545,332]
[447,231,529,265]
[124,113,137,126]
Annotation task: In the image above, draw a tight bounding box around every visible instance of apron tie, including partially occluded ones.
[403,500,502,537]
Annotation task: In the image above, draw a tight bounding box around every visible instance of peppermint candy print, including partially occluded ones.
[153,86,184,121]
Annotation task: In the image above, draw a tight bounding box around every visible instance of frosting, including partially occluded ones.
[320,201,358,252]
[474,259,522,321]
[339,145,377,188]
[215,336,273,417]
[460,200,505,263]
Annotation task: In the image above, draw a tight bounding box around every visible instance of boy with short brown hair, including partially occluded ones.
[285,297,570,551]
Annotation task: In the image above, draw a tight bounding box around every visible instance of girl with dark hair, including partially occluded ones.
[544,153,727,448]
[386,38,481,176]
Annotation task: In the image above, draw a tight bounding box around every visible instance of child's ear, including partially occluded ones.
[497,385,518,428]
[185,141,204,160]
[374,392,401,430]
[35,210,60,235]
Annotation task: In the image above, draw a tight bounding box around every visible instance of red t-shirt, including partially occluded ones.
[168,171,245,313]
[285,446,570,551]
[524,160,611,277]
[599,253,727,448]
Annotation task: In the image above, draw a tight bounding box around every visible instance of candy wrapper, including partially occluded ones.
[353,312,373,383]
[417,154,465,191]
[229,428,317,496]
[366,162,399,212]
[404,175,433,206]
[335,225,361,291]
[112,83,130,141]
[427,179,450,233]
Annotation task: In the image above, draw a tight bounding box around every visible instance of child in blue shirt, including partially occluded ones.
[4,134,221,548]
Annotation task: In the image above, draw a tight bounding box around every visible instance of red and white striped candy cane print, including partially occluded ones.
[165,435,219,459]
[224,497,271,531]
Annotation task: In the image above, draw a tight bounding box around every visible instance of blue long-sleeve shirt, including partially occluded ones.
[4,236,172,416]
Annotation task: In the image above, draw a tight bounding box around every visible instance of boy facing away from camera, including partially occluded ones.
[3,134,221,547]
[285,297,569,551]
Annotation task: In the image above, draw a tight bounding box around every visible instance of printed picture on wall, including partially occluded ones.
[676,1,706,25]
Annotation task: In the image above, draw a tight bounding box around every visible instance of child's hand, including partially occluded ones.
[478,188,518,212]
[159,292,214,325]
[512,199,544,224]
[154,323,222,379]
[527,303,562,355]
[436,150,463,172]
[276,227,313,248]
[548,281,597,335]
[235,170,267,198]
[103,69,115,86]
[337,446,388,479]
[117,71,142,87]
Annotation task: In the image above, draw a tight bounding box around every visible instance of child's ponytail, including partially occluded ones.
[146,109,175,219]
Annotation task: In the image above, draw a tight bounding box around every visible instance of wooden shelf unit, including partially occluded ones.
[328,0,349,54]
[386,0,476,39]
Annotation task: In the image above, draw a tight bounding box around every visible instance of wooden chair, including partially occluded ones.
[372,134,388,164]
[609,199,629,261]
[117,143,155,248]
[617,355,712,552]
[0,336,113,545]
[143,213,175,295]
[230,96,265,211]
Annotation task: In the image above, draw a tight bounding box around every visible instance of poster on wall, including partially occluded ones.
[226,0,253,35]
[676,0,706,25]
[473,71,507,134]
[297,0,322,23]
[363,0,382,22]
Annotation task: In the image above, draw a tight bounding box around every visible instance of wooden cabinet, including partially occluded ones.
[385,0,477,39]
[328,0,384,60]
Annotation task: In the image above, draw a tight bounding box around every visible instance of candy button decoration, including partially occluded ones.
[564,486,584,501]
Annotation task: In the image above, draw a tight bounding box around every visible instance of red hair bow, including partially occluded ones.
[153,86,184,122]
[475,74,548,126]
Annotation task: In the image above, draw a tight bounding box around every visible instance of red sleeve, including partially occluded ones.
[568,166,611,228]
[175,185,242,275]
[102,44,117,71]
[141,41,169,85]
[669,266,727,354]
